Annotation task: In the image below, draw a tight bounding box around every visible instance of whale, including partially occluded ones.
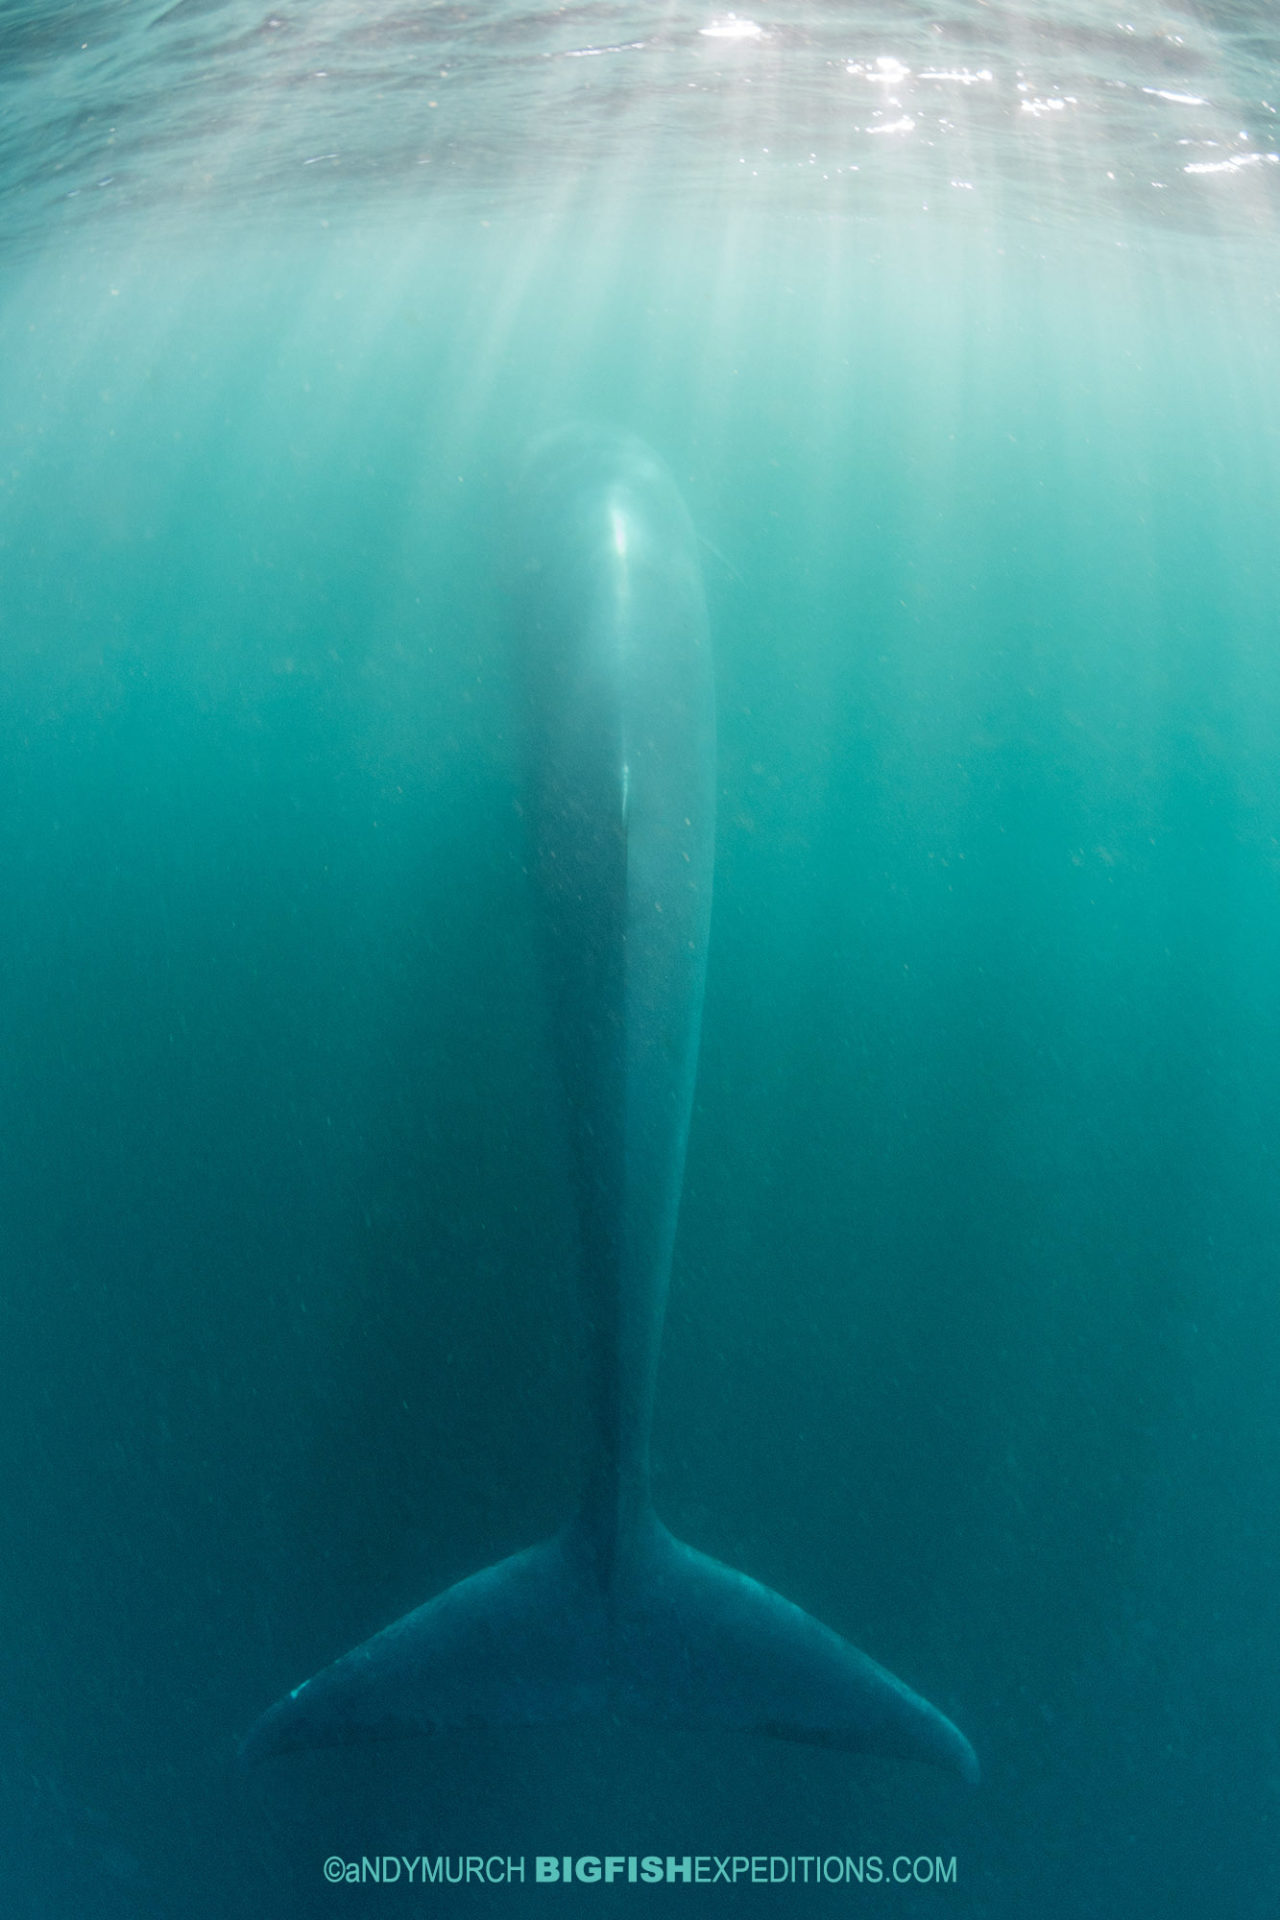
[241,424,977,1785]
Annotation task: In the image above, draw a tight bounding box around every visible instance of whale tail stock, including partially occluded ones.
[241,1515,977,1783]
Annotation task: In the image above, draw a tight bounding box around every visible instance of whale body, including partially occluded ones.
[242,425,977,1785]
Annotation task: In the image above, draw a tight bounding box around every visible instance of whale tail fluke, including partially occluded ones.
[241,1520,976,1784]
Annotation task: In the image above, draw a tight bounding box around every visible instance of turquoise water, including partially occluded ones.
[4,3,1280,1914]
